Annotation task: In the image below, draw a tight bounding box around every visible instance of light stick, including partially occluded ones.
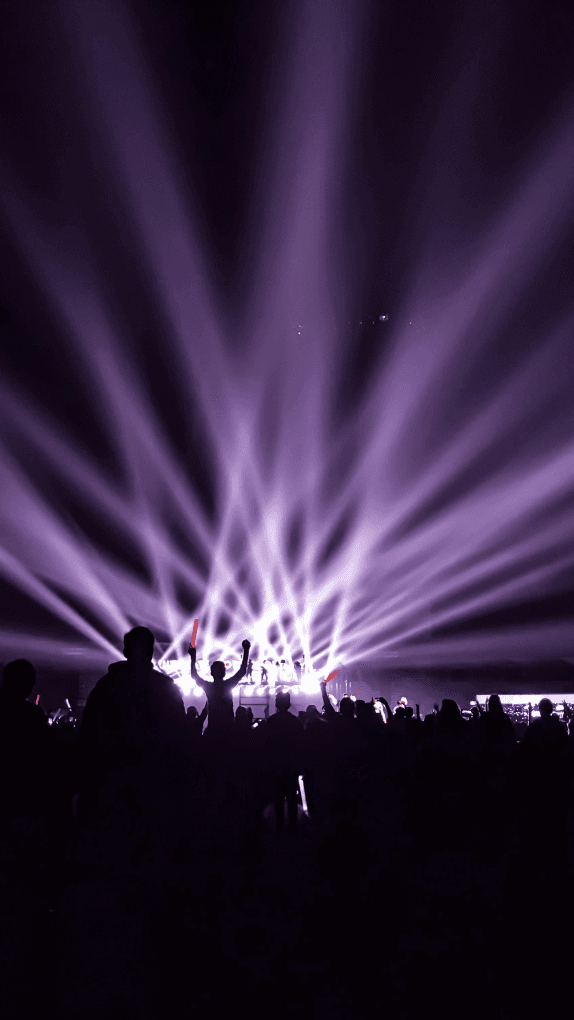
[191,618,199,648]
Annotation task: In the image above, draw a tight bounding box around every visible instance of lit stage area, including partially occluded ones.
[33,657,574,727]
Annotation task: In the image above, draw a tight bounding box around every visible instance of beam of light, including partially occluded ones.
[0,0,572,677]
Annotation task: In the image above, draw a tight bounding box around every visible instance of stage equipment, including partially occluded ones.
[238,685,270,720]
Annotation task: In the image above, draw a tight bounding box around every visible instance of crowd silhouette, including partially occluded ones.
[1,627,573,1018]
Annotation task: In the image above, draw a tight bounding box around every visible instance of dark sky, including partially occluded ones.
[1,0,573,650]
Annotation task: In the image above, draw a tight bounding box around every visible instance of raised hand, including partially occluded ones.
[242,639,251,652]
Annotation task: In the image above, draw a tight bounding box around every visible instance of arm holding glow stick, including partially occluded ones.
[320,670,340,718]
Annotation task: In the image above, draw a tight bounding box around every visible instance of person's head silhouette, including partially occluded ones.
[1,659,36,700]
[355,700,368,720]
[276,691,291,712]
[539,698,553,719]
[210,660,226,682]
[438,698,462,732]
[487,694,504,716]
[123,627,154,663]
[235,706,249,726]
[187,706,198,719]
[340,696,355,718]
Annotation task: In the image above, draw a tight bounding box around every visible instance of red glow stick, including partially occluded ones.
[326,669,340,684]
[191,618,199,648]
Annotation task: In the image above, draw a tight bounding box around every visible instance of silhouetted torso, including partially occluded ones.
[79,659,186,782]
[521,714,567,755]
[0,692,48,817]
[261,709,304,771]
[197,679,235,732]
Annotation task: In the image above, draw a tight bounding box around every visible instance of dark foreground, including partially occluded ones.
[1,770,573,1020]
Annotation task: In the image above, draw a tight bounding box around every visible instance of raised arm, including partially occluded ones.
[228,640,251,684]
[379,697,394,725]
[188,642,206,688]
[320,680,337,719]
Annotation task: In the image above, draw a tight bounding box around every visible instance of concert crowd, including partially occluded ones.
[1,626,573,1019]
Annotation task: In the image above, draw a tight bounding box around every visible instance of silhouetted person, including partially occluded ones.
[77,627,187,878]
[514,699,570,893]
[301,702,331,821]
[318,681,371,831]
[518,698,568,806]
[260,691,303,834]
[320,680,338,721]
[0,658,47,741]
[304,704,322,728]
[0,659,49,876]
[402,703,423,747]
[339,696,356,719]
[521,698,567,755]
[436,698,465,737]
[475,694,515,776]
[188,639,250,732]
[80,627,186,773]
[186,702,207,740]
[415,699,475,852]
[480,694,514,740]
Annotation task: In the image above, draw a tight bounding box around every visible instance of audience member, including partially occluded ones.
[0,659,49,877]
[260,691,304,834]
[188,639,250,732]
[76,627,188,879]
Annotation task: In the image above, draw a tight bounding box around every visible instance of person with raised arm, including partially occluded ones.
[188,633,251,732]
[319,670,341,720]
[377,696,397,727]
